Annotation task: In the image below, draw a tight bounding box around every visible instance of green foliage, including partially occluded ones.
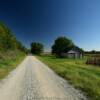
[31,42,44,55]
[0,50,25,79]
[0,22,26,79]
[73,46,84,53]
[52,36,74,57]
[0,22,27,52]
[91,50,96,54]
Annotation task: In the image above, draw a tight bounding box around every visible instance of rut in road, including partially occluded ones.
[0,56,87,100]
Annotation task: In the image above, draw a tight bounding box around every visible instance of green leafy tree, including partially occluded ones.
[31,42,44,55]
[73,46,84,53]
[91,50,96,54]
[52,36,74,57]
[31,42,43,55]
[0,22,27,52]
[0,23,14,50]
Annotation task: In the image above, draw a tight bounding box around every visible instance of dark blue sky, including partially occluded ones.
[0,0,100,51]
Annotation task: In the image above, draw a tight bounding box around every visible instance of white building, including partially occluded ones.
[61,48,84,59]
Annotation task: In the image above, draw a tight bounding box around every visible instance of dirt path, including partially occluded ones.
[0,56,87,100]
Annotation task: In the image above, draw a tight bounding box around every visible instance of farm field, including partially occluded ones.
[37,55,100,100]
[0,50,26,79]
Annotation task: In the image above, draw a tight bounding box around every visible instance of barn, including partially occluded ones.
[61,47,84,59]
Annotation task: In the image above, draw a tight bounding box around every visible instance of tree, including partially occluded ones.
[73,46,84,53]
[91,50,96,54]
[31,42,44,55]
[0,22,27,53]
[52,36,74,57]
[0,23,16,50]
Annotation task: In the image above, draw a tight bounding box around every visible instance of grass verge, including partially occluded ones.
[0,50,26,79]
[37,55,100,100]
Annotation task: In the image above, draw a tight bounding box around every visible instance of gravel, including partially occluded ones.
[0,56,87,100]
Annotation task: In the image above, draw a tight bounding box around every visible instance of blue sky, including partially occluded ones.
[0,0,100,51]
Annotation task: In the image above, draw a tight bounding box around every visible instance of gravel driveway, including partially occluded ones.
[0,56,87,100]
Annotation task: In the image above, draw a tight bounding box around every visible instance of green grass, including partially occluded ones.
[0,50,26,79]
[37,55,100,100]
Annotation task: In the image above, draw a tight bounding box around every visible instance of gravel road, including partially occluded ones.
[0,56,87,100]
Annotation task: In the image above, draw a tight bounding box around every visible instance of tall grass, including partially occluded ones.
[0,50,26,79]
[37,55,100,100]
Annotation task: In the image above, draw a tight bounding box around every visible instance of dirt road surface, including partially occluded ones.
[0,56,87,100]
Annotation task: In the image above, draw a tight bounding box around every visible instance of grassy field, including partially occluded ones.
[37,55,100,100]
[0,50,26,79]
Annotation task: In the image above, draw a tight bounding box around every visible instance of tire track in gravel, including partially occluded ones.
[0,56,87,100]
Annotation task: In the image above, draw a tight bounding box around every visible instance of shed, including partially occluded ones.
[61,47,84,59]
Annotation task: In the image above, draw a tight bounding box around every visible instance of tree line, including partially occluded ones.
[0,22,27,53]
[31,37,84,57]
[0,22,83,56]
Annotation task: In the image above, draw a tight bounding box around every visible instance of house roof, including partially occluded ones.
[68,47,83,54]
[68,50,79,54]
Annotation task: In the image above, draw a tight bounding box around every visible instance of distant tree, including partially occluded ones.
[31,42,44,55]
[52,36,74,57]
[91,50,96,54]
